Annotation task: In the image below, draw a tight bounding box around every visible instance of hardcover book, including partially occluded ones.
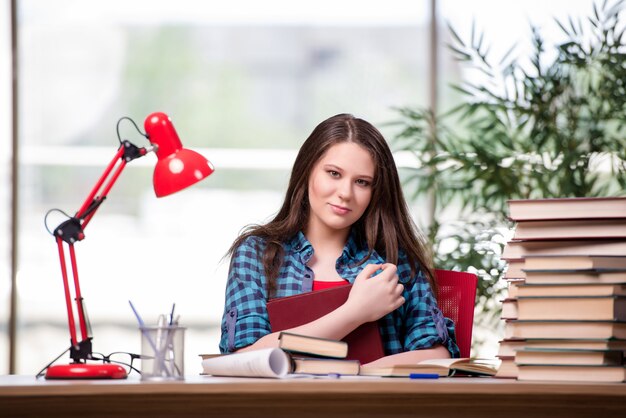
[496,339,527,358]
[266,285,384,364]
[502,239,626,260]
[524,271,626,285]
[278,332,348,359]
[498,338,626,357]
[523,255,626,271]
[517,364,626,383]
[507,197,626,221]
[506,281,521,299]
[501,299,518,320]
[504,320,626,340]
[516,283,626,298]
[517,296,626,321]
[494,358,518,379]
[515,348,623,366]
[504,260,526,280]
[512,219,626,241]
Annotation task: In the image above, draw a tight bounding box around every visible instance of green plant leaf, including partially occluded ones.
[446,21,466,47]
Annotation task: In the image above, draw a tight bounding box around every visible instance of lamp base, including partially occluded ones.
[45,363,128,379]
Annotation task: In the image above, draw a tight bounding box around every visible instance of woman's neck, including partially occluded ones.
[304,223,349,258]
[304,222,350,282]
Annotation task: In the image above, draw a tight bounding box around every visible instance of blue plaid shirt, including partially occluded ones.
[219,230,459,358]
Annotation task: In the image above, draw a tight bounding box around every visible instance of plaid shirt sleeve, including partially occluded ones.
[401,265,461,358]
[218,237,271,353]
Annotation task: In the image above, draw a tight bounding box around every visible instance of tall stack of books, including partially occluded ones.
[496,197,626,382]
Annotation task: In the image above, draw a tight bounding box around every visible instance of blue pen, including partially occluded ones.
[168,303,176,326]
[128,300,147,327]
[409,373,440,379]
[129,302,159,353]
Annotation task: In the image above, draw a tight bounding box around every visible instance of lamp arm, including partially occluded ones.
[52,140,153,362]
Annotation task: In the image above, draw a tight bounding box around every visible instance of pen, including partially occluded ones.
[128,300,146,328]
[409,373,440,379]
[156,314,166,350]
[155,314,172,377]
[169,303,176,326]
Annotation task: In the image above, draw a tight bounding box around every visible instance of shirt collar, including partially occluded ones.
[341,228,361,260]
[288,229,359,257]
[288,228,383,264]
[340,229,383,264]
[288,230,312,254]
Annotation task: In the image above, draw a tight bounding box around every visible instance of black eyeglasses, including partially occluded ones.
[90,351,143,376]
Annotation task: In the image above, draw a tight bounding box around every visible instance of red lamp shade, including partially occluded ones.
[144,112,215,197]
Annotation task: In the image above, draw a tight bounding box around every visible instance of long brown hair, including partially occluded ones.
[228,114,437,297]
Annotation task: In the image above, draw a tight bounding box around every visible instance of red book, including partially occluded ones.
[266,285,384,364]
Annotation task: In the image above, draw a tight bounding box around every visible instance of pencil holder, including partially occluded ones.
[139,325,186,381]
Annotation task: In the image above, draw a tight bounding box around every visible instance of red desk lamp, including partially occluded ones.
[43,112,214,379]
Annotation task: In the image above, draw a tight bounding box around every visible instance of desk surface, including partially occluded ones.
[1,375,625,418]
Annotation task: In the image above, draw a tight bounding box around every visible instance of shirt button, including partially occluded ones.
[295,245,301,250]
[304,274,311,278]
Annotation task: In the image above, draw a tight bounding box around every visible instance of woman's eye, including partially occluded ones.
[356,179,371,187]
[328,170,340,177]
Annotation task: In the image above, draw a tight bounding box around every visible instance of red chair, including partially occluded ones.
[434,269,478,358]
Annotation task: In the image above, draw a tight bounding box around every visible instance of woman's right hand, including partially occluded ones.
[343,263,405,324]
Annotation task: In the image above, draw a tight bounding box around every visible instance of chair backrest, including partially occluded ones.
[434,269,478,358]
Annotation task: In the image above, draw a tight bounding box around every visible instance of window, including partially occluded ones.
[12,0,432,374]
[6,0,597,374]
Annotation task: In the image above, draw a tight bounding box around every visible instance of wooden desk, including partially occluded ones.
[1,375,625,418]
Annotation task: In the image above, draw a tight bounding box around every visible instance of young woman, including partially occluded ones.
[219,114,458,366]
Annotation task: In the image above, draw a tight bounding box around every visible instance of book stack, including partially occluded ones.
[496,197,626,382]
[200,332,360,378]
[278,332,361,375]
